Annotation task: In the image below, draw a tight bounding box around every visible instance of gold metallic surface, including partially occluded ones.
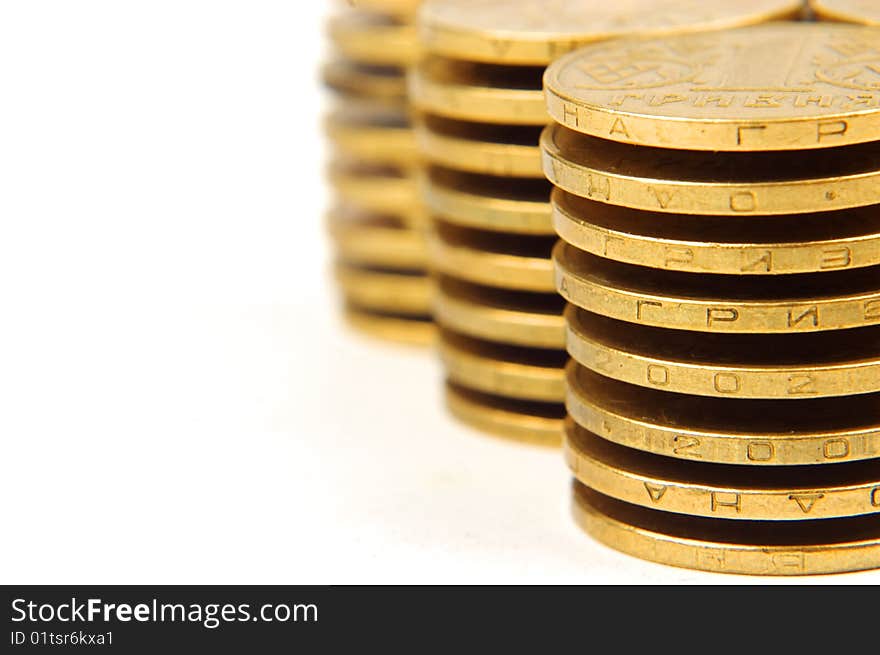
[542,124,880,216]
[428,222,556,292]
[552,190,880,275]
[345,306,435,346]
[415,116,544,178]
[326,4,431,350]
[566,363,880,466]
[419,0,801,65]
[336,264,432,315]
[322,60,408,100]
[329,161,420,219]
[566,420,880,521]
[572,483,880,576]
[441,331,565,402]
[407,1,819,450]
[811,0,880,25]
[328,12,419,66]
[422,168,554,235]
[539,17,880,574]
[327,210,427,269]
[434,277,566,349]
[554,242,880,334]
[326,102,418,167]
[409,57,547,125]
[346,0,422,17]
[566,308,880,399]
[445,382,564,446]
[545,23,880,151]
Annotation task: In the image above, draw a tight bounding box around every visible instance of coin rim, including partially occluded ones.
[409,60,548,125]
[415,120,544,178]
[572,483,880,575]
[422,169,554,235]
[554,241,880,334]
[541,124,880,215]
[434,279,566,348]
[344,305,435,346]
[565,361,880,466]
[552,189,880,275]
[420,0,804,65]
[445,382,563,446]
[565,419,880,521]
[428,224,556,292]
[543,23,880,151]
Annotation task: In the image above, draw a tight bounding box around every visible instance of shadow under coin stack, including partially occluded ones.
[543,22,880,575]
[410,0,802,447]
[324,1,432,345]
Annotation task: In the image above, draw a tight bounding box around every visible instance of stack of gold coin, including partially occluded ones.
[812,0,880,23]
[324,1,433,346]
[410,0,803,446]
[543,22,880,575]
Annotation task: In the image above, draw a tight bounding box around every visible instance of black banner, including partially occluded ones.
[0,585,875,651]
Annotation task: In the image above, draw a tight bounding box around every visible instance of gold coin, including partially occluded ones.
[326,102,417,167]
[422,167,554,235]
[573,483,880,575]
[345,305,435,346]
[445,382,563,446]
[420,0,801,65]
[566,308,880,399]
[566,420,880,521]
[429,221,556,292]
[345,0,421,17]
[567,363,880,466]
[811,1,880,26]
[553,190,880,276]
[415,115,544,178]
[555,242,880,334]
[322,60,407,100]
[440,330,566,402]
[542,124,880,216]
[435,276,565,348]
[327,209,427,269]
[336,263,432,315]
[545,23,880,151]
[328,12,418,66]
[329,161,420,219]
[409,57,547,125]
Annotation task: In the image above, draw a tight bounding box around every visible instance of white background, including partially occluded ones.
[0,0,876,585]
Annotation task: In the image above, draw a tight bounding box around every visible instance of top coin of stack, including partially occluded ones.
[323,1,433,346]
[409,0,803,446]
[542,22,880,575]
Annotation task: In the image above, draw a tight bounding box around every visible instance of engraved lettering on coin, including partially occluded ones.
[545,23,880,149]
[572,48,699,90]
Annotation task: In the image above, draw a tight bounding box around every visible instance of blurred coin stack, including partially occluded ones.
[323,1,433,345]
[543,22,880,575]
[811,0,880,24]
[410,0,803,447]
